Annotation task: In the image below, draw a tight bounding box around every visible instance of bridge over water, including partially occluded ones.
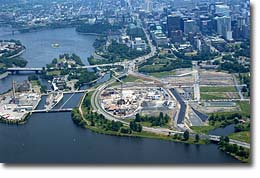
[32,108,73,113]
[7,62,125,74]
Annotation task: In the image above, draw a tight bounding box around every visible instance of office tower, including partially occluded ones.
[215,16,233,41]
[184,20,198,34]
[167,12,182,37]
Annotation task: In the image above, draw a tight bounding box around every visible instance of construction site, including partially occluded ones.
[100,84,177,119]
[0,80,41,121]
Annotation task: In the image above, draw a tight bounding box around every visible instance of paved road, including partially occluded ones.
[233,74,244,100]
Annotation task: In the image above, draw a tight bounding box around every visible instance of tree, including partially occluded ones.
[136,123,142,132]
[241,86,247,93]
[183,130,190,141]
[120,127,132,134]
[28,75,38,81]
[195,134,200,142]
[130,121,137,131]
[130,121,142,132]
[159,112,164,119]
[135,113,141,122]
[224,136,230,143]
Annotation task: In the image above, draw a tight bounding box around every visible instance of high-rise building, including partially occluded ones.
[184,20,198,34]
[173,0,196,9]
[144,0,153,12]
[167,12,182,37]
[199,15,213,35]
[170,30,183,44]
[215,4,230,16]
[215,16,233,41]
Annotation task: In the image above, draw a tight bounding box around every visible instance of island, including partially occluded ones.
[0,40,27,78]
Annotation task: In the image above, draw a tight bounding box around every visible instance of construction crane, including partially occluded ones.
[112,75,124,104]
[112,75,127,118]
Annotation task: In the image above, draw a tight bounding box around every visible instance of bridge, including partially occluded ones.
[7,67,43,74]
[7,62,125,74]
[208,135,250,149]
[32,108,73,113]
[75,63,125,69]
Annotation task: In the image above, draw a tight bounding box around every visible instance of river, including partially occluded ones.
[0,111,240,164]
[0,27,96,67]
[0,27,241,164]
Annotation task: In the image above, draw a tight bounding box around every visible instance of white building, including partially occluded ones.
[215,16,233,41]
[131,37,147,51]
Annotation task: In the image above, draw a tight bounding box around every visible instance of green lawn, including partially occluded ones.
[190,125,216,134]
[149,70,176,78]
[122,75,141,83]
[109,75,142,87]
[139,64,165,71]
[200,86,236,92]
[47,70,61,76]
[201,92,229,100]
[31,80,40,87]
[237,101,251,117]
[229,131,250,143]
[0,63,5,68]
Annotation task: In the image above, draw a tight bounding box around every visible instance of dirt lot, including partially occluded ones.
[199,70,234,86]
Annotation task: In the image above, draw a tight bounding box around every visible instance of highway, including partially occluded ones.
[169,88,186,125]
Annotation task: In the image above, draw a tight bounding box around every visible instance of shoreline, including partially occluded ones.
[0,112,31,125]
[0,72,9,80]
[75,91,248,163]
[76,31,105,36]
[74,106,247,163]
[7,48,26,59]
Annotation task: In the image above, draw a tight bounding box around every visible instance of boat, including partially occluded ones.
[51,43,60,48]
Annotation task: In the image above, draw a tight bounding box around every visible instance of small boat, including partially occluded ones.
[52,43,60,48]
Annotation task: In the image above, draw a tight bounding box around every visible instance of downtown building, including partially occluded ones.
[215,16,233,41]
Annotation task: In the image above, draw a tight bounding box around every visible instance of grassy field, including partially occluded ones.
[30,80,39,86]
[109,75,143,87]
[0,63,5,68]
[200,86,236,92]
[201,92,230,100]
[229,131,250,143]
[149,70,176,78]
[191,125,216,134]
[237,101,251,117]
[139,64,165,72]
[47,70,61,76]
[122,75,141,83]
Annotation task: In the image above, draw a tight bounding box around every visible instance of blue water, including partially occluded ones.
[0,27,96,67]
[209,124,236,136]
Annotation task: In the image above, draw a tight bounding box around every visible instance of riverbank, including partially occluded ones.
[0,72,9,79]
[74,91,248,163]
[76,32,104,36]
[75,92,209,144]
[83,121,208,145]
[0,112,31,125]
[73,106,209,145]
[7,48,25,59]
